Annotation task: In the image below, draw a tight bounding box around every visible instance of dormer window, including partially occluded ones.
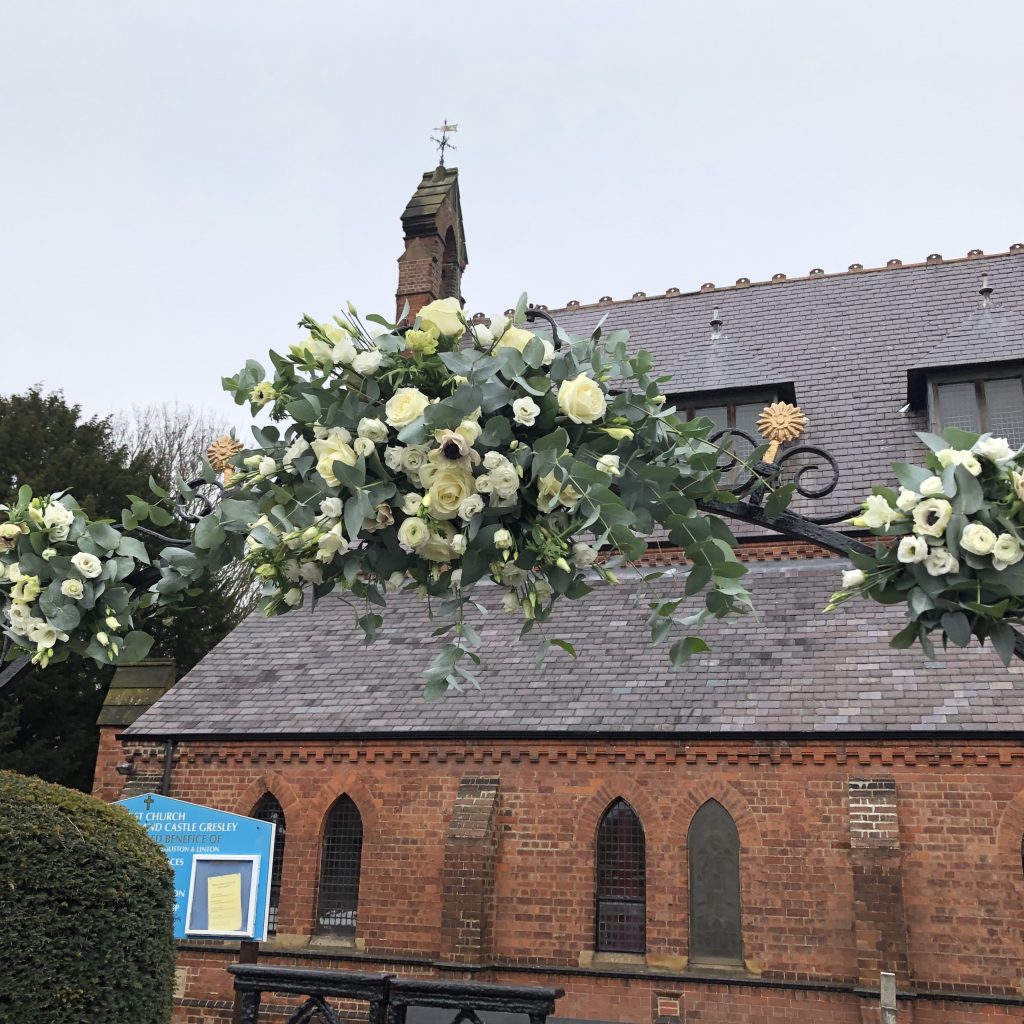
[928,367,1024,447]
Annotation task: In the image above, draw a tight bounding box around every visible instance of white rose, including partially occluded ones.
[557,373,607,425]
[513,397,541,427]
[992,533,1024,571]
[924,547,959,577]
[483,451,510,471]
[418,297,465,339]
[402,493,423,515]
[71,552,103,579]
[974,436,1015,464]
[961,522,997,555]
[284,436,311,465]
[384,446,404,472]
[897,535,929,563]
[428,466,476,521]
[386,388,430,428]
[283,588,303,606]
[841,568,866,588]
[401,445,430,474]
[912,498,952,538]
[458,494,485,520]
[398,517,430,549]
[572,543,598,568]
[311,433,358,487]
[43,503,75,530]
[319,497,344,520]
[357,418,389,444]
[895,488,921,512]
[494,325,535,354]
[452,533,468,555]
[596,454,622,476]
[60,579,85,600]
[494,529,514,550]
[489,313,510,340]
[352,349,382,376]
[354,437,375,458]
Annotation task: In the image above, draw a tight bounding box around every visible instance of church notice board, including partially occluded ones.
[118,793,275,941]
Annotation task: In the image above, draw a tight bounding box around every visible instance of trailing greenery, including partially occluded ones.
[0,770,175,1023]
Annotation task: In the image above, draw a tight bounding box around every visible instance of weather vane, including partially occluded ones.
[431,121,458,166]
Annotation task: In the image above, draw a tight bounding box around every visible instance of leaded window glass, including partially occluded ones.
[931,372,1024,447]
[595,799,646,953]
[688,800,742,964]
[315,795,363,938]
[252,793,286,934]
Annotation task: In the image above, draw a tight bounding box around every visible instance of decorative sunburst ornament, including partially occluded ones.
[207,436,244,484]
[756,402,807,463]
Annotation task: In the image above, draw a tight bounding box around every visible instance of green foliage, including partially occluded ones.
[0,770,174,1023]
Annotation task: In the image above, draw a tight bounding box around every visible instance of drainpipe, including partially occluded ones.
[160,739,176,796]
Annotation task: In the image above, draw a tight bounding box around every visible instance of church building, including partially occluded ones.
[94,165,1024,1024]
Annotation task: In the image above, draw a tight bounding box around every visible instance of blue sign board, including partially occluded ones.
[118,793,275,941]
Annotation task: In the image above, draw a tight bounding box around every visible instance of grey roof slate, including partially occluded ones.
[126,559,1024,738]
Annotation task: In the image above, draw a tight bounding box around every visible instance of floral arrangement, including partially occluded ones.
[828,428,1024,663]
[2,295,755,695]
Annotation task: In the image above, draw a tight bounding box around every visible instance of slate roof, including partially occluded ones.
[125,559,1024,738]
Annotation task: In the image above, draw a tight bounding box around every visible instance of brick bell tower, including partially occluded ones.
[395,164,468,322]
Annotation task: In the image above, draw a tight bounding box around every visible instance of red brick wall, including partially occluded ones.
[94,737,1024,1022]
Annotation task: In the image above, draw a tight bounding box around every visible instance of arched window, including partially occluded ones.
[252,794,286,934]
[688,799,742,964]
[595,798,646,953]
[315,795,363,938]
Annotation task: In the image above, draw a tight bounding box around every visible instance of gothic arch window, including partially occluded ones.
[315,795,363,938]
[595,798,646,953]
[688,799,742,964]
[252,793,286,934]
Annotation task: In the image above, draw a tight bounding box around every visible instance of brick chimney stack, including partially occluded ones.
[396,165,468,322]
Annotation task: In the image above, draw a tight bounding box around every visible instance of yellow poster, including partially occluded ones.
[207,873,243,932]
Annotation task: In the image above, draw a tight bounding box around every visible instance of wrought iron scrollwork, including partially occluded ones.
[524,305,565,350]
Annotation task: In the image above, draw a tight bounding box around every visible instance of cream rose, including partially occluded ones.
[311,433,358,487]
[992,533,1024,570]
[71,552,103,579]
[557,373,607,425]
[357,418,389,444]
[961,522,997,555]
[918,476,945,497]
[418,297,465,339]
[398,517,430,549]
[912,498,952,538]
[428,466,476,521]
[386,388,430,428]
[494,325,535,354]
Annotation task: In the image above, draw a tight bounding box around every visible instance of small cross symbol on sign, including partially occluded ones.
[144,795,155,810]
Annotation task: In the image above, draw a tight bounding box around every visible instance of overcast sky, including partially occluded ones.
[3,1,1022,429]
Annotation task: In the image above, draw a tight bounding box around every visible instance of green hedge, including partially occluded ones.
[0,770,175,1023]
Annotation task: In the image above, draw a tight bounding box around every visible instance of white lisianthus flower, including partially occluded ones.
[290,336,333,365]
[249,380,277,407]
[456,419,481,445]
[937,448,982,476]
[452,533,468,555]
[472,323,494,346]
[418,297,466,339]
[841,568,866,588]
[258,456,277,477]
[919,476,945,497]
[896,488,921,512]
[489,313,510,340]
[601,426,634,441]
[384,571,405,593]
[557,373,607,425]
[43,503,75,531]
[483,451,510,471]
[912,498,952,538]
[398,517,430,549]
[283,436,311,465]
[897,535,929,563]
[458,494,484,521]
[60,579,85,600]
[475,474,493,495]
[494,529,514,551]
[384,446,404,472]
[596,454,622,476]
[49,524,70,542]
[319,497,344,520]
[992,533,1024,571]
[924,547,959,577]
[331,336,356,365]
[652,394,667,406]
[386,388,430,428]
[352,349,382,376]
[283,588,303,607]
[501,591,520,614]
[572,543,599,568]
[1012,470,1024,503]
[316,523,349,562]
[540,338,556,365]
[357,418,389,444]
[512,397,541,427]
[850,494,902,531]
[974,436,1015,464]
[354,437,375,458]
[0,523,24,551]
[501,563,529,587]
[299,562,324,584]
[961,522,998,555]
[11,575,41,603]
[402,493,423,516]
[489,466,520,500]
[71,552,103,579]
[41,547,57,561]
[533,577,554,601]
[282,559,302,582]
[8,608,42,638]
[29,622,67,650]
